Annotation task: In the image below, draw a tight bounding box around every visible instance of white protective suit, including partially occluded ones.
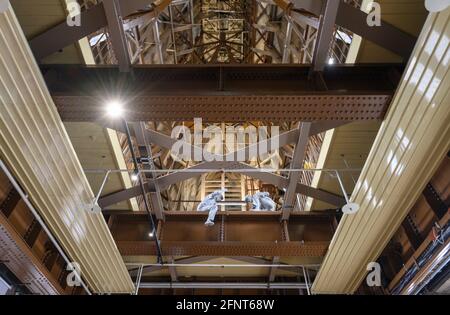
[197,189,226,226]
[245,192,276,211]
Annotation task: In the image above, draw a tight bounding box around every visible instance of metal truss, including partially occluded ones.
[165,0,197,63]
[26,0,414,248]
[29,0,415,67]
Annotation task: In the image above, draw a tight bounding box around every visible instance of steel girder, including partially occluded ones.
[28,0,161,60]
[109,211,334,256]
[43,63,402,122]
[274,0,417,60]
[117,240,329,256]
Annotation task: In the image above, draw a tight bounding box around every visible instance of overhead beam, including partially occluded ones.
[335,2,417,60]
[117,240,329,257]
[41,64,403,122]
[139,282,309,289]
[28,0,162,61]
[281,123,311,220]
[128,255,303,277]
[128,256,217,277]
[106,210,337,221]
[277,1,417,59]
[109,210,335,257]
[228,256,298,274]
[29,3,108,60]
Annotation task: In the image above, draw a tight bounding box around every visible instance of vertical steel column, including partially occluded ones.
[103,0,131,71]
[122,120,163,262]
[311,0,340,71]
[282,20,293,63]
[153,20,164,64]
[169,4,178,63]
[134,264,143,295]
[281,122,311,220]
[302,266,310,295]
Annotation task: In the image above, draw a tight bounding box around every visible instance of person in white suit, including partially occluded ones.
[245,192,276,211]
[197,189,227,226]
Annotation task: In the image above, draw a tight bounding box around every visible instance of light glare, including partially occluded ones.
[106,101,123,118]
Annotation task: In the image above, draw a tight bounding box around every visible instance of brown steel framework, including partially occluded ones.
[44,63,401,223]
[108,211,335,256]
[29,0,416,68]
[117,241,329,256]
[1,0,428,295]
[43,63,402,122]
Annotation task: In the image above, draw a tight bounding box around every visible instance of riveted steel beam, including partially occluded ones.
[41,64,403,122]
[117,240,329,256]
[110,211,334,257]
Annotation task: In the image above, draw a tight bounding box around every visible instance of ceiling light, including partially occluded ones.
[106,101,123,118]
[131,172,139,181]
[149,231,154,237]
[328,57,334,65]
